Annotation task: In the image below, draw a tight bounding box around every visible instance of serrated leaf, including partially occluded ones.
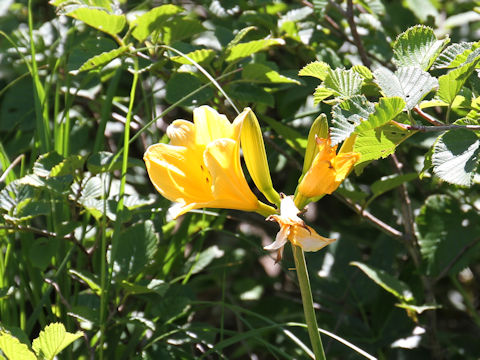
[313,86,335,104]
[225,38,284,62]
[352,65,373,80]
[227,26,257,49]
[0,332,36,360]
[114,220,158,280]
[50,155,85,177]
[354,122,414,166]
[393,25,449,70]
[32,323,83,360]
[374,66,438,109]
[242,63,300,84]
[160,18,204,45]
[331,95,375,145]
[433,42,476,69]
[416,194,480,276]
[33,152,64,178]
[170,49,215,65]
[66,7,126,36]
[437,59,480,105]
[355,97,405,132]
[351,261,414,303]
[298,61,330,80]
[323,68,363,98]
[70,46,129,75]
[431,129,480,186]
[130,5,183,42]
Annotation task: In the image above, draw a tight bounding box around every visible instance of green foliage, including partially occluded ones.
[2,0,480,359]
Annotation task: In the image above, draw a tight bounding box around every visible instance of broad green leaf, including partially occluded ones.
[32,323,83,360]
[365,173,418,208]
[76,176,103,199]
[78,198,119,221]
[114,220,158,280]
[405,0,438,21]
[350,261,414,303]
[331,95,375,145]
[165,72,214,107]
[66,7,126,36]
[374,66,438,109]
[313,86,336,104]
[393,25,449,70]
[160,18,204,45]
[69,269,101,295]
[355,97,405,132]
[225,38,284,62]
[70,46,129,75]
[437,58,480,105]
[0,332,36,360]
[357,0,385,15]
[33,152,64,177]
[416,194,480,276]
[87,152,122,174]
[298,61,330,80]
[433,42,476,69]
[28,238,58,271]
[120,279,169,297]
[354,122,414,166]
[431,128,480,186]
[170,49,215,65]
[226,26,257,49]
[261,115,307,155]
[16,200,51,221]
[351,65,373,80]
[226,83,274,106]
[242,63,300,84]
[130,5,183,42]
[184,246,224,276]
[323,68,363,98]
[50,155,85,177]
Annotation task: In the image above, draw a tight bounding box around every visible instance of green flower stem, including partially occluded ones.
[292,244,326,360]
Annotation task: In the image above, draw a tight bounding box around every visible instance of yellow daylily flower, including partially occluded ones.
[265,195,335,262]
[297,135,360,200]
[144,106,273,218]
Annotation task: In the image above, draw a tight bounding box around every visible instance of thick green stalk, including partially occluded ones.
[292,244,326,360]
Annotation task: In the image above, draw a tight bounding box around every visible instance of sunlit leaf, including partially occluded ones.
[32,323,82,360]
[0,332,36,360]
[393,25,449,70]
[242,63,300,84]
[66,7,126,36]
[355,97,405,132]
[130,5,183,42]
[433,42,477,69]
[70,46,129,75]
[170,49,216,65]
[437,59,480,105]
[298,61,330,80]
[225,38,284,62]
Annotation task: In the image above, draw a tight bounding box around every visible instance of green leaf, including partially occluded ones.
[312,0,328,16]
[355,97,405,132]
[313,86,336,104]
[433,42,477,69]
[165,72,214,107]
[365,173,418,208]
[87,152,122,174]
[357,0,385,15]
[416,195,480,276]
[160,18,205,45]
[354,122,414,166]
[351,65,373,80]
[28,238,58,271]
[393,25,449,70]
[32,323,83,360]
[226,83,274,106]
[331,95,375,145]
[437,59,480,105]
[225,38,285,62]
[170,49,216,65]
[184,246,224,276]
[226,26,257,48]
[119,279,169,297]
[323,68,363,98]
[69,269,101,296]
[396,303,440,314]
[114,220,158,280]
[298,61,330,80]
[350,261,414,303]
[50,155,85,177]
[70,46,129,75]
[0,332,36,360]
[242,63,300,84]
[33,152,64,178]
[66,7,126,36]
[374,66,438,109]
[261,115,307,155]
[130,5,183,42]
[431,128,480,186]
[404,0,438,21]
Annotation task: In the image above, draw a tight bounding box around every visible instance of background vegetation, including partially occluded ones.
[1,0,480,358]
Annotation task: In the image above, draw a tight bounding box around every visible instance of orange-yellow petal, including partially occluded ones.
[288,225,335,252]
[194,106,235,146]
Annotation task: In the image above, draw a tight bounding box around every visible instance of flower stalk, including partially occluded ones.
[292,244,326,360]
